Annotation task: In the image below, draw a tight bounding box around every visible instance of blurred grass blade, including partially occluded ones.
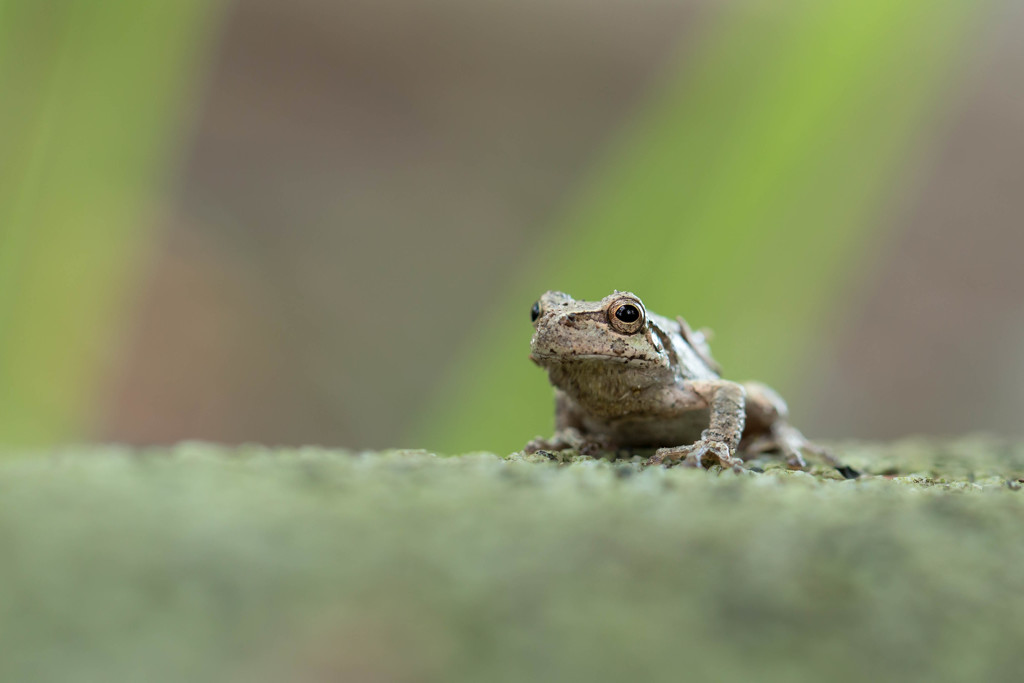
[415,0,989,455]
[0,1,223,446]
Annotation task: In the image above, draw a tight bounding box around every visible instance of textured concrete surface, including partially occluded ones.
[2,438,1023,682]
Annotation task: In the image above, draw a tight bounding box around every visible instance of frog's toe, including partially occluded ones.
[648,445,693,468]
[579,438,614,457]
[644,452,667,467]
[524,428,587,454]
[650,441,740,470]
[679,451,705,469]
[523,437,551,454]
[686,440,736,468]
[785,451,808,469]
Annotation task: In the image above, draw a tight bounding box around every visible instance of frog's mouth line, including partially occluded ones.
[530,352,656,366]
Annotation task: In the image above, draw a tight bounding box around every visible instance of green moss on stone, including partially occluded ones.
[1,439,1022,682]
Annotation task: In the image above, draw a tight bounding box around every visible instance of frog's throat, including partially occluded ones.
[541,356,671,398]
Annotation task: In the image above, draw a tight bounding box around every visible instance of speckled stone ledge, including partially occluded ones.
[1,438,1022,683]
[510,434,1024,491]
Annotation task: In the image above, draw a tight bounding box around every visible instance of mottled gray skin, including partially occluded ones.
[526,291,834,469]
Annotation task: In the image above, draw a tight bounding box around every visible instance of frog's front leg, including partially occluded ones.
[646,380,746,470]
[524,427,583,453]
[524,391,611,455]
[524,428,614,456]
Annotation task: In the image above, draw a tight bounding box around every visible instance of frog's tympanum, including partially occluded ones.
[527,291,837,470]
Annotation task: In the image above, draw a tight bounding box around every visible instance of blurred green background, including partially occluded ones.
[2,0,1021,454]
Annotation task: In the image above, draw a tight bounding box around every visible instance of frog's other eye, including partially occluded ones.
[608,298,645,334]
[531,301,541,323]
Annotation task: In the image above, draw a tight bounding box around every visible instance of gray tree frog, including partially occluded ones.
[525,290,839,470]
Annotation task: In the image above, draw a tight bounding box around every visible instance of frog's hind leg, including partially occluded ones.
[741,382,840,469]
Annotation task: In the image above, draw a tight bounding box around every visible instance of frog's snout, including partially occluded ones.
[528,326,561,365]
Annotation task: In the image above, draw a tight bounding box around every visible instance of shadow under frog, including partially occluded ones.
[526,290,839,470]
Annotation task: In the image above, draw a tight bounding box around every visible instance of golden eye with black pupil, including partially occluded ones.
[607,298,645,334]
[530,301,541,323]
[615,304,640,323]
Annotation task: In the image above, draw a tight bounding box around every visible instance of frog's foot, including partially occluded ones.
[577,437,615,456]
[524,430,578,454]
[524,429,611,456]
[744,424,841,470]
[799,440,842,469]
[646,438,743,471]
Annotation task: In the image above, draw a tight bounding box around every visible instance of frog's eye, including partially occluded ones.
[616,304,640,323]
[608,298,645,334]
[530,301,542,323]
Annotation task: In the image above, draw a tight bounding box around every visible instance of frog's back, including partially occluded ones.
[648,312,721,382]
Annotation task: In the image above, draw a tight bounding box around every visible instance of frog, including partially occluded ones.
[525,290,840,470]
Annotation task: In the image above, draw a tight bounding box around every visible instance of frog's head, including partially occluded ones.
[529,291,671,374]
